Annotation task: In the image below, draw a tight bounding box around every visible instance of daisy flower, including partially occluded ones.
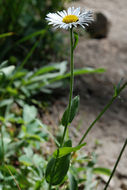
[46,7,93,30]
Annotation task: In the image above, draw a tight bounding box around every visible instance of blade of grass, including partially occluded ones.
[15,29,46,45]
[49,67,105,82]
[37,67,105,88]
[18,40,39,70]
[0,29,46,61]
[0,32,14,38]
[5,165,21,190]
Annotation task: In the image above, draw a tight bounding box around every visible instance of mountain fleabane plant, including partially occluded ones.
[45,6,93,190]
[46,7,93,149]
[45,6,127,190]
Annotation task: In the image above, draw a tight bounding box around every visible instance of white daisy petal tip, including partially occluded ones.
[46,7,93,30]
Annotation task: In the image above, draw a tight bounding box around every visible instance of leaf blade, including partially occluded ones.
[69,95,80,123]
[61,96,80,127]
[45,140,72,185]
[53,142,86,158]
[73,32,79,50]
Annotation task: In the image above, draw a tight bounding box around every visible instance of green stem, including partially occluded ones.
[78,97,114,145]
[104,138,127,190]
[60,28,74,147]
[48,184,52,190]
[1,125,5,188]
[17,40,39,72]
[78,82,127,145]
[49,28,74,189]
[1,125,5,164]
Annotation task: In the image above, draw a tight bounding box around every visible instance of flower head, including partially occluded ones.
[46,7,93,30]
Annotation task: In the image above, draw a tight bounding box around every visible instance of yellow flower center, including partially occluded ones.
[63,15,79,24]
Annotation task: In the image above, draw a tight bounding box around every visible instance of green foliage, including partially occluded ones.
[61,96,80,127]
[114,78,124,97]
[0,0,67,65]
[73,31,79,50]
[45,140,72,186]
[53,142,86,158]
[0,81,126,189]
[0,61,105,108]
[23,104,37,123]
[0,104,49,189]
[45,155,71,185]
[0,61,67,106]
[93,167,111,176]
[69,96,80,124]
[68,172,78,190]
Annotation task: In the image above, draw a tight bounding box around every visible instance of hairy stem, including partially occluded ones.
[48,184,52,190]
[60,27,74,147]
[1,125,5,164]
[1,125,5,188]
[78,97,114,145]
[49,28,74,189]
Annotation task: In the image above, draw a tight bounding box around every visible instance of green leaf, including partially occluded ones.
[61,96,80,127]
[30,62,66,78]
[73,32,79,50]
[68,172,78,190]
[32,66,57,77]
[0,65,15,77]
[114,79,123,97]
[19,155,33,166]
[45,155,70,185]
[53,142,86,158]
[93,167,111,176]
[0,32,14,38]
[48,67,105,87]
[64,140,72,147]
[16,29,46,45]
[0,165,18,175]
[0,71,5,81]
[45,140,72,185]
[69,96,80,123]
[7,86,18,95]
[0,99,13,107]
[24,134,42,141]
[61,107,69,127]
[23,104,37,123]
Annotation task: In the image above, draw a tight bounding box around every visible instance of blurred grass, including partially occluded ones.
[0,0,69,67]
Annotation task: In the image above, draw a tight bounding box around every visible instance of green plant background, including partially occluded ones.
[0,0,69,66]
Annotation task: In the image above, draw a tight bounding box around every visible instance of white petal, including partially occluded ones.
[63,10,67,16]
[57,11,65,18]
[67,7,72,15]
[73,7,80,16]
[71,7,75,14]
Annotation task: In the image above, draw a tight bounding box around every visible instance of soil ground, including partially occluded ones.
[44,0,127,189]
